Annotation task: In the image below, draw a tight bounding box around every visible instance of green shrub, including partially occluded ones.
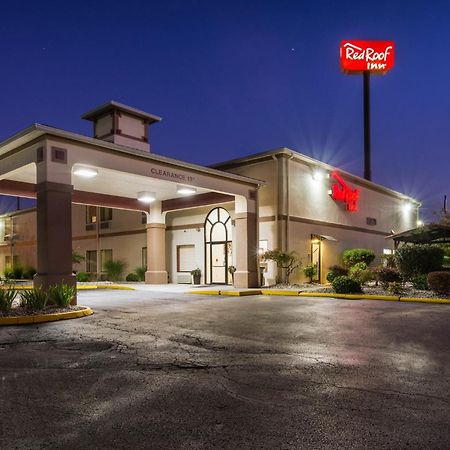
[388,281,404,296]
[103,259,126,281]
[12,264,24,279]
[21,288,48,310]
[374,267,401,289]
[303,264,317,283]
[22,266,37,280]
[3,266,14,279]
[348,263,369,284]
[326,265,348,282]
[411,274,429,290]
[0,287,18,311]
[342,249,375,268]
[134,267,146,281]
[395,244,444,279]
[381,253,396,268]
[126,273,139,282]
[76,272,89,282]
[427,272,450,296]
[332,276,362,294]
[47,284,76,307]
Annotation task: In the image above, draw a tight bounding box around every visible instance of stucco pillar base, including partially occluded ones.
[234,211,259,288]
[34,274,77,305]
[234,270,259,288]
[145,271,168,284]
[145,220,167,285]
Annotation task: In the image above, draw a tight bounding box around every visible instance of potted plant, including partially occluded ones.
[191,268,201,284]
[228,265,236,284]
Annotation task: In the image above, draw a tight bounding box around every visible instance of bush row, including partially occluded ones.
[0,284,76,312]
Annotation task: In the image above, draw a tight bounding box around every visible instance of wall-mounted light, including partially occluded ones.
[312,168,327,181]
[417,220,424,227]
[137,191,156,203]
[73,166,98,178]
[402,202,413,213]
[177,185,197,195]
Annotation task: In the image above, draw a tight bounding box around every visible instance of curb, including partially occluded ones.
[1,285,135,291]
[77,285,135,291]
[188,289,450,305]
[0,306,94,326]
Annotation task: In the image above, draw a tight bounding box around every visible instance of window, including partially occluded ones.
[100,208,112,222]
[86,250,97,273]
[142,247,147,269]
[86,206,97,224]
[100,249,113,270]
[86,207,112,224]
[4,217,15,237]
[177,245,196,272]
[5,255,11,267]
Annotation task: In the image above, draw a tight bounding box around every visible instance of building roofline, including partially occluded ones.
[211,147,421,206]
[81,101,162,123]
[0,124,264,188]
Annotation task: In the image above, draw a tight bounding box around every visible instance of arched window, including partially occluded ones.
[204,207,232,284]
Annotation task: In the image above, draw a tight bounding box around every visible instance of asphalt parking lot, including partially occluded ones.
[1,288,450,449]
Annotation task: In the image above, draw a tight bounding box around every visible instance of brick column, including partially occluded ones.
[33,181,76,303]
[145,201,168,284]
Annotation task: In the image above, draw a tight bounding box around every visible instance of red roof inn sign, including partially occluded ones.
[340,40,395,73]
[330,171,360,212]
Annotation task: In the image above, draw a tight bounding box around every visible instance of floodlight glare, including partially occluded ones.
[402,202,413,213]
[137,191,156,203]
[312,169,326,181]
[177,185,197,195]
[73,166,98,178]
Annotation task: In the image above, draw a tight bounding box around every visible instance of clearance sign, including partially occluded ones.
[340,40,395,74]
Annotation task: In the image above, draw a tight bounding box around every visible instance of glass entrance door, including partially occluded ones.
[211,243,227,283]
[204,207,232,285]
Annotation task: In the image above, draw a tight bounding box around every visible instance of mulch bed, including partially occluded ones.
[272,282,449,299]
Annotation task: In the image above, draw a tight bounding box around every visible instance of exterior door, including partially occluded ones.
[211,243,227,283]
[311,235,321,283]
[204,207,232,285]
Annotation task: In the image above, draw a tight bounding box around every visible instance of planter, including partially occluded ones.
[192,275,201,285]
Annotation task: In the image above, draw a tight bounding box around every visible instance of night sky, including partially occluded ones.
[0,0,448,220]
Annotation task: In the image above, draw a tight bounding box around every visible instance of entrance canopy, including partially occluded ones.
[387,224,450,245]
[0,101,264,295]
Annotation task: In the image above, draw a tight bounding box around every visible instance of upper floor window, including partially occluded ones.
[86,206,113,224]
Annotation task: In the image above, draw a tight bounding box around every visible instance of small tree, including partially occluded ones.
[303,264,317,283]
[263,249,301,284]
[72,251,85,266]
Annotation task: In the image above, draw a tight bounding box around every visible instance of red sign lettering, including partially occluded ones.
[340,40,395,74]
[330,171,360,212]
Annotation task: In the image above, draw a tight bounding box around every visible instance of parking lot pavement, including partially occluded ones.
[1,290,450,449]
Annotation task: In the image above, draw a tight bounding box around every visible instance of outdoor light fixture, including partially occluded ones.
[402,202,413,213]
[73,166,98,178]
[312,168,327,181]
[177,185,197,195]
[137,191,156,203]
[417,220,424,227]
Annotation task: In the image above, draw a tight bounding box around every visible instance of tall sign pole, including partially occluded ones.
[340,40,395,181]
[363,71,371,180]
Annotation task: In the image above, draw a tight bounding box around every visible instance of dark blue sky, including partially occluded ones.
[0,0,448,219]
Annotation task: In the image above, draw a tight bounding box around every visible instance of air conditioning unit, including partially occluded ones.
[176,274,192,284]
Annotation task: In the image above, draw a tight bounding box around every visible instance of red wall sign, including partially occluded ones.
[340,40,395,74]
[330,171,360,212]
